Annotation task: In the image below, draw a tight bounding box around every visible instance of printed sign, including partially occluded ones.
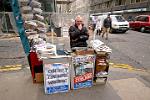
[72,55,95,89]
[44,63,70,94]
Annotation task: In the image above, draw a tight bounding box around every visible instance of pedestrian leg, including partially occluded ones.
[96,29,98,35]
[102,27,106,38]
[98,29,101,35]
[105,32,108,40]
[105,28,110,40]
[102,31,105,38]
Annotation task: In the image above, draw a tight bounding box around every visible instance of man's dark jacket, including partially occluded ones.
[69,24,89,48]
[103,18,112,28]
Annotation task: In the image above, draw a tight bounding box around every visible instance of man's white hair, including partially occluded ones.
[75,15,83,21]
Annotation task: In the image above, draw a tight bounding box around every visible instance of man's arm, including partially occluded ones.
[79,27,89,41]
[110,19,112,28]
[81,27,89,37]
[103,19,106,25]
[69,26,80,39]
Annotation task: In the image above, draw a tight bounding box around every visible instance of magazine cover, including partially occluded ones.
[44,63,70,94]
[72,55,95,89]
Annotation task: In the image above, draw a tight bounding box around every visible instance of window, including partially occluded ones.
[102,3,105,8]
[130,0,146,4]
[91,6,95,10]
[136,16,142,21]
[115,0,120,6]
[136,0,140,2]
[115,0,126,6]
[121,0,126,5]
[144,17,149,22]
[96,5,99,9]
[141,16,149,22]
[141,0,147,2]
[99,4,102,9]
[130,0,135,4]
[115,16,126,22]
[106,1,111,8]
[136,16,149,22]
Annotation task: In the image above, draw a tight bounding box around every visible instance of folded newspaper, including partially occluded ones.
[34,43,57,57]
[90,40,112,53]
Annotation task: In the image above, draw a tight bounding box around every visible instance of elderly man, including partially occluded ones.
[69,15,89,48]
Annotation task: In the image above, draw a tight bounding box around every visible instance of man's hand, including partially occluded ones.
[78,24,82,30]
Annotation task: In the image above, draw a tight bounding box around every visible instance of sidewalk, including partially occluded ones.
[0,33,18,39]
[0,36,150,100]
[0,66,150,100]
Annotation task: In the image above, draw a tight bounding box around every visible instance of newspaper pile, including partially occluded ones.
[90,39,112,53]
[19,0,56,56]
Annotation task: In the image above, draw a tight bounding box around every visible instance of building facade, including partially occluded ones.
[69,0,90,13]
[40,0,56,12]
[90,0,150,18]
[56,0,72,13]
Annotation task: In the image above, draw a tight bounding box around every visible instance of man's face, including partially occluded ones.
[75,18,83,26]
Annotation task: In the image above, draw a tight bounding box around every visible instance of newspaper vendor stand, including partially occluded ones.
[42,55,72,94]
[90,40,112,84]
[70,48,95,90]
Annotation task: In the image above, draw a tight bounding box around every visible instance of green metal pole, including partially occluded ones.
[11,0,30,55]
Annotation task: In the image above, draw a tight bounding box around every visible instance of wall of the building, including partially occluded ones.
[56,3,69,13]
[41,0,56,12]
[70,0,90,13]
[55,0,73,13]
[90,0,150,18]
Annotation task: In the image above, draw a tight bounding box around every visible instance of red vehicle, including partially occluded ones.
[129,15,150,32]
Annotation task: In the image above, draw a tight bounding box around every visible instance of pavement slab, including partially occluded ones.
[0,31,150,100]
[0,68,122,100]
[109,78,150,100]
[0,67,150,100]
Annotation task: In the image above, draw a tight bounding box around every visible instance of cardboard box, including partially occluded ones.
[94,55,109,83]
[35,73,44,83]
[75,49,94,55]
[95,58,108,72]
[96,51,108,57]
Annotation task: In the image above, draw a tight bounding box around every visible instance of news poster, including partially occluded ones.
[44,63,70,94]
[72,55,95,89]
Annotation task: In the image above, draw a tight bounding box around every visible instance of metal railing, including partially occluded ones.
[0,12,17,34]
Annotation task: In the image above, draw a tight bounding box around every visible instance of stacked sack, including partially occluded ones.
[19,0,46,46]
[19,0,57,56]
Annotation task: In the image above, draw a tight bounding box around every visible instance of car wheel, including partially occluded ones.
[110,29,115,33]
[140,27,145,33]
[122,30,127,33]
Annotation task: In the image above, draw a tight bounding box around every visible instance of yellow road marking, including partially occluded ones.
[110,63,145,72]
[0,64,22,72]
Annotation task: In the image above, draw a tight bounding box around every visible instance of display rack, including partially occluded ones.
[94,51,110,83]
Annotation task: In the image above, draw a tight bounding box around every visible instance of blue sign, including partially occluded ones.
[46,85,69,94]
[74,80,92,90]
[44,63,70,94]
